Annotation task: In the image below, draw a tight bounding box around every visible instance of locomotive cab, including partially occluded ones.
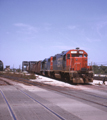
[66,50,88,71]
[64,48,93,83]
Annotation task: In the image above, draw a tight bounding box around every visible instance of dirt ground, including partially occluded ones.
[0,79,10,86]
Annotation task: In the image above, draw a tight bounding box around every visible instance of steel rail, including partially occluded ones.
[0,77,65,120]
[84,84,107,92]
[23,80,107,108]
[48,87,107,108]
[1,76,107,108]
[19,89,65,120]
[17,79,107,108]
[0,90,17,120]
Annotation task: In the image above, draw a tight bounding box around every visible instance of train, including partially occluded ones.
[22,48,93,84]
[0,60,3,71]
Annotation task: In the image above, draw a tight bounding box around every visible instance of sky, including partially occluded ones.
[0,0,107,68]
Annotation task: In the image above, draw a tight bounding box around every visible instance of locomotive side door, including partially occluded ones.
[62,55,66,71]
[66,54,71,71]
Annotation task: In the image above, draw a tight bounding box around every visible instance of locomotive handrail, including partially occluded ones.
[69,57,72,72]
[73,62,81,71]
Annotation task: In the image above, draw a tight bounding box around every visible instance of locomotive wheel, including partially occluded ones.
[64,73,70,82]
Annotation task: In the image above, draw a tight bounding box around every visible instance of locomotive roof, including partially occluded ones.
[61,49,87,55]
[0,60,3,63]
[41,49,87,62]
[61,50,69,55]
[41,58,48,62]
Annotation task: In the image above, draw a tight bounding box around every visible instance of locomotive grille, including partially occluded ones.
[81,68,87,71]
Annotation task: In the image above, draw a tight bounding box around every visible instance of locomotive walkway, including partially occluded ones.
[0,77,107,120]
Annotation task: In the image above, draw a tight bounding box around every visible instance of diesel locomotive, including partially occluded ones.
[22,48,93,84]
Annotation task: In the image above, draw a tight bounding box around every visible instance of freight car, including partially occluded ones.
[22,61,29,71]
[0,60,3,71]
[29,61,37,73]
[23,48,93,84]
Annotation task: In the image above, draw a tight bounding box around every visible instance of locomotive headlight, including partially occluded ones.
[76,59,78,61]
[79,51,83,54]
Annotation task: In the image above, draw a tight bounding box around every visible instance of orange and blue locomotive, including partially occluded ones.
[23,48,93,84]
[40,48,93,83]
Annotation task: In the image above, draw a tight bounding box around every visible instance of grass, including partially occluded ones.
[0,71,36,79]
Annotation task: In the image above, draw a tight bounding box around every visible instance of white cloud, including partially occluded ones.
[86,38,93,43]
[52,45,74,50]
[14,23,39,34]
[86,37,101,43]
[67,25,77,30]
[96,21,107,37]
[43,23,52,31]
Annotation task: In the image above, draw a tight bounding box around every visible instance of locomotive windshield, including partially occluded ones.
[70,50,87,57]
[67,53,87,58]
[72,54,83,57]
[84,54,87,57]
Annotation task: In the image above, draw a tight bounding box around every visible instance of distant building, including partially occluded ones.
[5,66,10,71]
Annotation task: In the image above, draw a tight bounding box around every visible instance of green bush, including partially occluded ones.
[93,65,107,74]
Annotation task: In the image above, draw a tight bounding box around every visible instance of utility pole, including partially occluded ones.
[13,64,14,72]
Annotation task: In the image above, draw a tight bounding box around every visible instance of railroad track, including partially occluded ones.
[1,75,107,111]
[83,84,107,92]
[19,89,66,120]
[94,76,107,81]
[0,78,11,85]
[0,80,65,120]
[0,90,17,120]
[0,88,67,120]
[51,86,107,108]
[0,77,79,120]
